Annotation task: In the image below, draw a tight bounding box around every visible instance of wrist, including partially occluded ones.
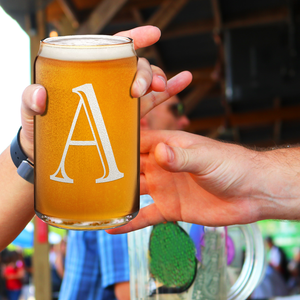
[19,128,34,162]
[10,127,34,184]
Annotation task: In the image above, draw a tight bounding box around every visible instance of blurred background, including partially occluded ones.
[1,0,300,299]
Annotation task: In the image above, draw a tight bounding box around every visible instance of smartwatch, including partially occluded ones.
[10,127,34,184]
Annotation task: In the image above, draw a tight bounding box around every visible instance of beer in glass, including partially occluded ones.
[34,35,139,230]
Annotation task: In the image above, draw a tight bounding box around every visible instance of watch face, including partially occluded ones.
[17,161,34,184]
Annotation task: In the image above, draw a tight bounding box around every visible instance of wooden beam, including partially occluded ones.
[187,104,300,132]
[210,0,222,30]
[183,83,216,114]
[162,6,289,40]
[57,0,80,29]
[52,15,76,35]
[131,7,166,69]
[34,217,51,300]
[131,6,144,25]
[76,0,128,34]
[145,0,189,31]
[162,19,215,40]
[125,0,166,10]
[225,6,288,30]
[137,0,189,58]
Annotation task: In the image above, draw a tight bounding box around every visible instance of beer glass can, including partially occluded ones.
[34,35,139,230]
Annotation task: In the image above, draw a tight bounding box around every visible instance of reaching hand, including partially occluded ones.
[107,130,300,234]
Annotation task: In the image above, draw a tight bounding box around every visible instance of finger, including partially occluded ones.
[140,130,185,154]
[140,173,148,195]
[140,71,192,117]
[131,58,153,98]
[154,142,205,174]
[114,26,161,50]
[148,65,167,93]
[131,63,167,99]
[140,153,147,173]
[140,130,174,154]
[140,131,161,154]
[106,204,166,234]
[140,153,150,195]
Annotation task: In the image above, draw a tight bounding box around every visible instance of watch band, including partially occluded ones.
[10,127,34,184]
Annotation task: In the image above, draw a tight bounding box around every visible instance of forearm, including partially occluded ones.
[0,145,35,250]
[251,147,300,221]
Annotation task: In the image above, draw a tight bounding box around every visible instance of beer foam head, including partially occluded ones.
[39,35,136,61]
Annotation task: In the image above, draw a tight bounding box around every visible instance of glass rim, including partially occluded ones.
[41,34,133,48]
[227,223,266,300]
[38,34,136,61]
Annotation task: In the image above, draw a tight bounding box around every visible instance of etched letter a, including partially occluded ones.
[50,84,124,184]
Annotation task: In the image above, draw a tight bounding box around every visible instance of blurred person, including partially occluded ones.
[140,95,189,131]
[0,249,9,299]
[286,248,300,295]
[266,236,290,283]
[287,260,300,295]
[3,251,24,300]
[250,265,289,299]
[50,239,66,300]
[21,251,33,300]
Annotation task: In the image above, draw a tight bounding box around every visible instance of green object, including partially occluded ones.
[149,222,197,291]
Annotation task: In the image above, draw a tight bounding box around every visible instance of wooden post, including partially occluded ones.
[34,217,51,300]
[26,4,52,300]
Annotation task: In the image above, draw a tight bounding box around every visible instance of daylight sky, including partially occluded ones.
[0,6,30,153]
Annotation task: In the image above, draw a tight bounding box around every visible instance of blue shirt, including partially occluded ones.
[59,230,129,300]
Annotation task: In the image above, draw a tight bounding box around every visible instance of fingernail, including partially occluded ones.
[165,144,174,163]
[157,75,166,88]
[32,87,43,112]
[137,78,148,96]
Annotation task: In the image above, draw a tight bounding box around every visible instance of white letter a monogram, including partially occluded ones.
[50,84,124,184]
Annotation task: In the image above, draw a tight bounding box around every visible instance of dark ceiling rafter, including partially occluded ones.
[76,0,128,34]
[211,0,222,31]
[187,104,300,133]
[209,0,236,141]
[183,83,216,114]
[145,0,189,30]
[130,5,165,69]
[137,0,189,58]
[161,6,290,40]
[56,0,80,29]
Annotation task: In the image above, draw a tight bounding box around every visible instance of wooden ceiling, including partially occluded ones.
[2,0,300,147]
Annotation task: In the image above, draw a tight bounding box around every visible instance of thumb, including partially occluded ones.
[154,142,202,174]
[20,84,47,160]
